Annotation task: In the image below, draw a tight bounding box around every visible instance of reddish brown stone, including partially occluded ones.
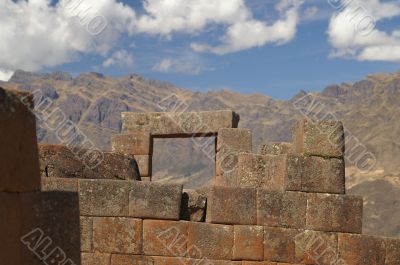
[259,142,292,155]
[93,217,142,254]
[294,230,338,265]
[129,182,182,220]
[82,253,111,265]
[292,119,345,158]
[234,153,287,190]
[81,217,93,252]
[338,233,385,265]
[243,262,277,265]
[233,225,264,261]
[216,128,252,175]
[385,238,400,265]
[41,177,78,192]
[39,144,140,180]
[264,227,300,263]
[112,133,152,155]
[306,193,363,233]
[187,222,233,260]
[122,110,239,136]
[151,256,187,265]
[0,191,81,265]
[207,186,257,225]
[257,190,306,229]
[180,189,207,222]
[0,88,40,192]
[143,220,188,257]
[286,154,345,194]
[79,179,132,216]
[111,255,155,265]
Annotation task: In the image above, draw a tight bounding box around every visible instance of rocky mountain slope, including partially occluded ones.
[1,70,400,238]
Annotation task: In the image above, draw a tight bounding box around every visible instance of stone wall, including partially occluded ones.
[33,109,400,265]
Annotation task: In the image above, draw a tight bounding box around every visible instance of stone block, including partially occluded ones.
[213,171,238,187]
[233,225,264,261]
[187,260,241,265]
[111,255,155,265]
[81,217,93,252]
[242,262,277,265]
[257,190,306,229]
[0,88,40,192]
[385,238,400,265]
[259,142,292,155]
[143,220,188,257]
[180,189,207,222]
[0,191,81,265]
[234,153,287,190]
[129,182,182,220]
[216,128,252,175]
[151,256,187,265]
[286,155,345,194]
[122,110,239,136]
[82,253,111,265]
[264,227,300,263]
[292,119,345,158]
[93,217,142,254]
[135,155,152,177]
[306,193,363,233]
[338,233,386,265]
[112,132,152,155]
[79,179,131,216]
[294,230,338,265]
[187,222,233,260]
[207,186,257,225]
[39,144,140,180]
[41,177,78,192]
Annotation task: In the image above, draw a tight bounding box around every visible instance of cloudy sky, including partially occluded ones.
[1,0,400,98]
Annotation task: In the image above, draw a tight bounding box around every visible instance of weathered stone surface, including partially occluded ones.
[306,193,363,233]
[242,262,277,265]
[135,155,152,177]
[286,154,345,194]
[216,128,252,175]
[82,253,111,265]
[233,225,264,261]
[294,230,338,265]
[122,110,239,136]
[257,190,306,229]
[187,259,241,265]
[0,88,40,192]
[79,179,131,216]
[207,186,257,225]
[81,217,93,252]
[0,191,81,265]
[93,217,142,254]
[234,153,287,190]
[112,132,152,155]
[338,233,386,265]
[151,256,187,265]
[111,255,155,265]
[180,189,207,222]
[385,238,400,265]
[264,227,300,263]
[187,222,233,260]
[39,144,140,180]
[41,177,78,192]
[129,182,182,220]
[143,220,188,257]
[259,142,292,155]
[292,119,345,158]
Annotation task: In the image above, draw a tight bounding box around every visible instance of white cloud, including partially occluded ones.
[102,49,134,68]
[191,0,303,54]
[0,0,136,79]
[328,0,400,62]
[0,69,14,82]
[303,6,319,21]
[152,53,211,75]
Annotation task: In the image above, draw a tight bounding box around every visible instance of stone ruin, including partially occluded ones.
[1,86,400,265]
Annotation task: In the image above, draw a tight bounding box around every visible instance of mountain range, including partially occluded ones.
[1,69,399,239]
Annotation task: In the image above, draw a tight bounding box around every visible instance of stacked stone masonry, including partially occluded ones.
[3,95,399,265]
[0,87,81,265]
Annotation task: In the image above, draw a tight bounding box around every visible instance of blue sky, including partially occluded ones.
[1,0,400,99]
